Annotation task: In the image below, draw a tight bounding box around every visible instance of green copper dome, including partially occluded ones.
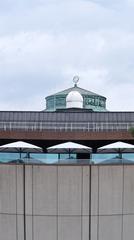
[45,82,107,112]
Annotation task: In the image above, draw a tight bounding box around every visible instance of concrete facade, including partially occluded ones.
[0,164,134,239]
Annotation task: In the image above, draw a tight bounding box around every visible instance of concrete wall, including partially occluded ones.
[0,164,134,239]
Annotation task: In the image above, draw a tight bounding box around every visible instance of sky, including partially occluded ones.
[0,0,134,111]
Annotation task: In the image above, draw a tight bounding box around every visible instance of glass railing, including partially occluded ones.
[0,153,134,164]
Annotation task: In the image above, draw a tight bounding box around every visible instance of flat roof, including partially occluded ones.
[0,111,133,122]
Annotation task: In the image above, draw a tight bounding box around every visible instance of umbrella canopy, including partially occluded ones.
[0,141,42,153]
[98,141,134,158]
[47,141,91,154]
[98,141,134,153]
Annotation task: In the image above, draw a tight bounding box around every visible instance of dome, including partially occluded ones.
[66,90,83,109]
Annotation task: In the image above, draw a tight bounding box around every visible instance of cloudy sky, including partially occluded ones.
[0,0,134,111]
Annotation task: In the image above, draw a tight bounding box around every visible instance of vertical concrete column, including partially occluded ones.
[58,166,82,240]
[123,165,134,214]
[33,165,57,215]
[99,215,122,240]
[91,216,98,240]
[99,165,123,215]
[25,165,33,240]
[98,166,123,240]
[58,166,82,215]
[16,165,24,240]
[82,166,90,240]
[0,164,17,240]
[33,165,57,240]
[123,165,134,239]
[91,166,99,216]
[91,166,99,240]
[0,165,16,214]
[90,165,123,240]
[58,216,81,240]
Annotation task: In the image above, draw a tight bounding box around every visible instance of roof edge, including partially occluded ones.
[45,86,106,99]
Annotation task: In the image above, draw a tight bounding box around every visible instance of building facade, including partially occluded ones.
[1,164,134,240]
[0,80,134,240]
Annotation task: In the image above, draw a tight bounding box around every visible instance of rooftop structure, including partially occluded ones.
[45,76,107,112]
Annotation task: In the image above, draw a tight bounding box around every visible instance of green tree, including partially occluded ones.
[128,127,134,136]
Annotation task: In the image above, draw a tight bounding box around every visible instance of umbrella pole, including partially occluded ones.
[69,149,71,159]
[119,149,122,159]
[58,153,60,163]
[89,153,92,164]
[19,148,22,159]
[27,152,30,163]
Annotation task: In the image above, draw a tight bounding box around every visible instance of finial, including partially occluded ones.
[73,76,79,87]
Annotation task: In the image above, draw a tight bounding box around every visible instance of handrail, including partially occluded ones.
[0,121,133,132]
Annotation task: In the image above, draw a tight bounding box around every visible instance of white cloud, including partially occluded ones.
[0,0,133,111]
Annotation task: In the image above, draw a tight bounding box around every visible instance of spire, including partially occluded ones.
[73,76,79,87]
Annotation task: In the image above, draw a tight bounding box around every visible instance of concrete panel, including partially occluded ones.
[26,216,33,240]
[82,216,89,240]
[82,166,89,215]
[124,165,134,214]
[58,217,81,240]
[0,214,16,240]
[99,215,122,240]
[25,166,33,215]
[17,215,24,240]
[99,166,123,215]
[91,166,98,216]
[0,165,16,214]
[33,165,57,215]
[16,165,24,214]
[58,166,82,215]
[34,216,57,240]
[123,215,134,240]
[91,216,98,240]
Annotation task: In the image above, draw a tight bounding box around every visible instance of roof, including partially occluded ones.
[46,85,106,99]
[0,111,133,122]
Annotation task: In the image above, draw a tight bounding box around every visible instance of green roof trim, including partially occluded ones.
[46,86,106,99]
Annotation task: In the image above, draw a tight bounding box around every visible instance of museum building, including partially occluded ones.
[0,78,134,240]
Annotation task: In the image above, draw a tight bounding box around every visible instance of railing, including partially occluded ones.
[0,121,133,132]
[1,158,134,165]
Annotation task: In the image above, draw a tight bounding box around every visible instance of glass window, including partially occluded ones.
[47,98,54,109]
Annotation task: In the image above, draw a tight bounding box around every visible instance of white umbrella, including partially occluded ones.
[98,141,134,158]
[47,141,91,158]
[0,141,42,159]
